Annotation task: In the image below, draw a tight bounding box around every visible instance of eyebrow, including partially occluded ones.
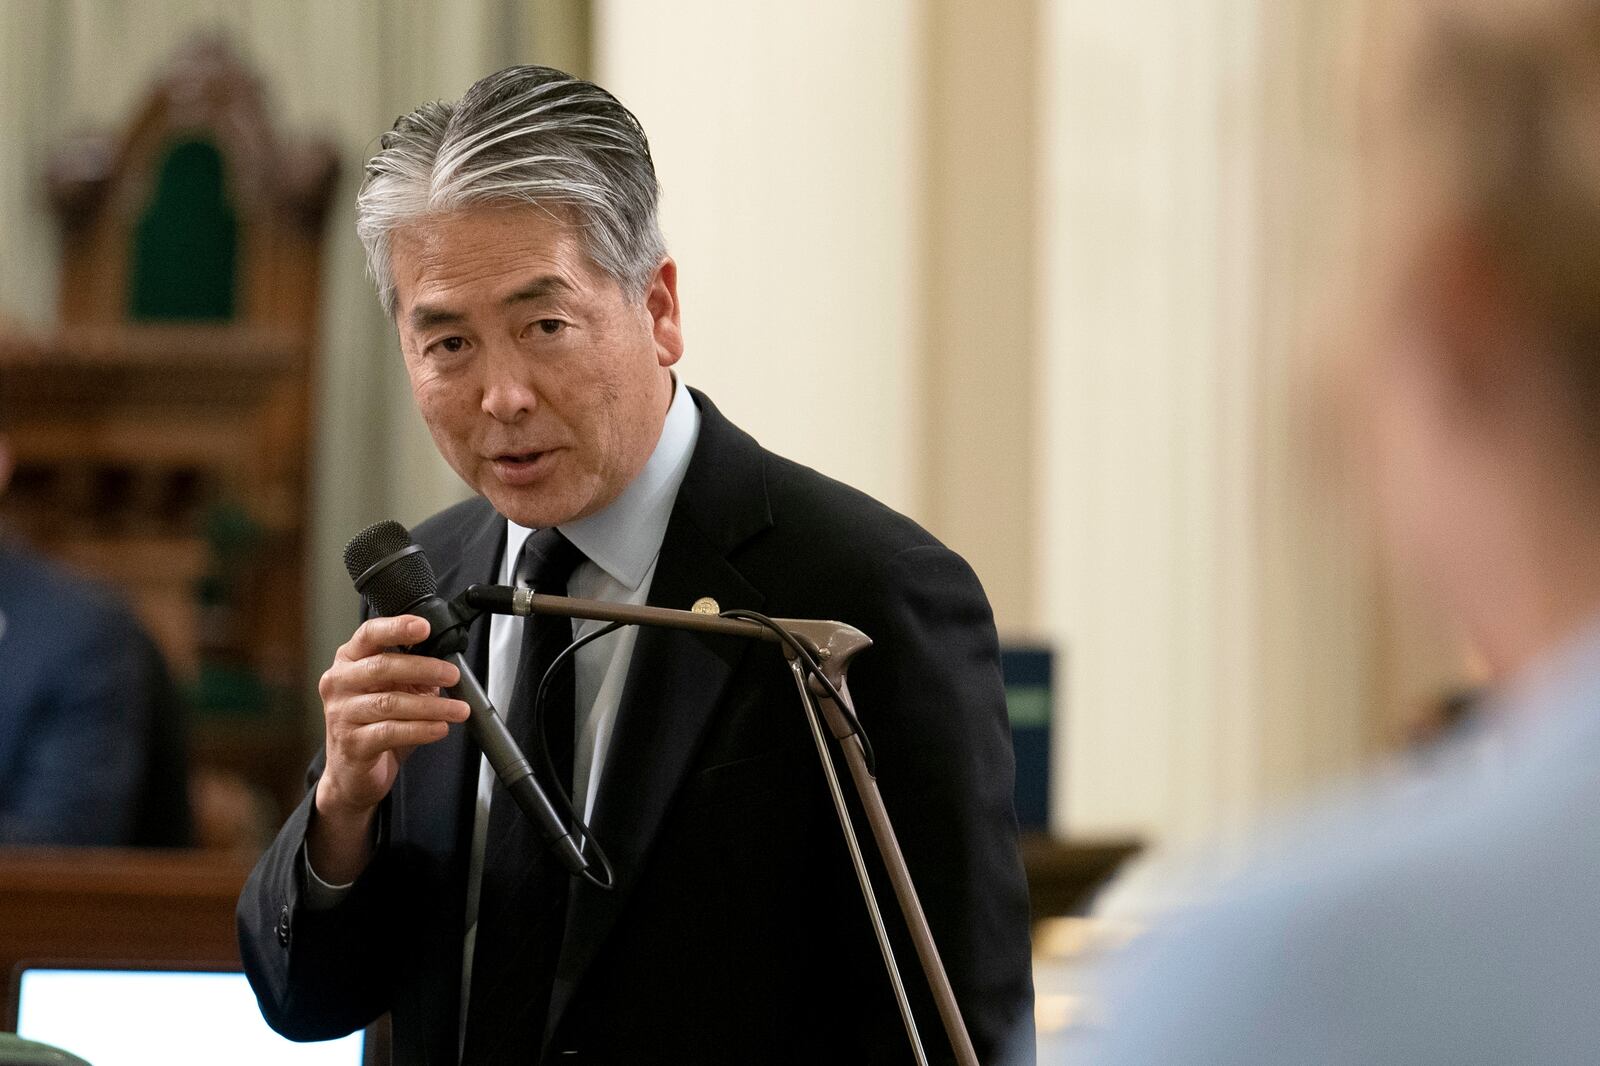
[407,275,576,331]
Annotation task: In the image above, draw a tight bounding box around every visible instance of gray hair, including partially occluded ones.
[356,65,667,317]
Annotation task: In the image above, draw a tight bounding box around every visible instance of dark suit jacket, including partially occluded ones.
[0,540,190,847]
[238,392,1034,1064]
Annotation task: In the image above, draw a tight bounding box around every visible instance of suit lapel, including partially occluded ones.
[545,393,773,1043]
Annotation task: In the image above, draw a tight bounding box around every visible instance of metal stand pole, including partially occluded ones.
[779,623,981,1066]
[785,660,929,1066]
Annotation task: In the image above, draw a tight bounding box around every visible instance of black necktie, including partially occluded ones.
[462,527,586,1065]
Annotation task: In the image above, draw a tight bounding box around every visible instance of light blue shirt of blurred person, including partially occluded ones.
[1063,615,1600,1065]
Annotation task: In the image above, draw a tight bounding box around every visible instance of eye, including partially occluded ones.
[430,335,468,355]
[533,319,567,336]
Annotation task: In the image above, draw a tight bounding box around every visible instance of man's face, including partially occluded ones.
[389,206,682,528]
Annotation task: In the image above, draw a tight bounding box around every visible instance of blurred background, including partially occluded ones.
[0,0,1478,1053]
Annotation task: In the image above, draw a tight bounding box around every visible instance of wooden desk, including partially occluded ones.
[0,848,252,1007]
[0,848,394,1060]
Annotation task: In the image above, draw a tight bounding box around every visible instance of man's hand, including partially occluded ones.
[306,615,469,884]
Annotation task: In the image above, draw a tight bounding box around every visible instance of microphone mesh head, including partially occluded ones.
[343,520,437,616]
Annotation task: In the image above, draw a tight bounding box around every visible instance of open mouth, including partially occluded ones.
[490,448,558,484]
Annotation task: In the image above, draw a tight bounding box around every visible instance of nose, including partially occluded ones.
[479,342,537,423]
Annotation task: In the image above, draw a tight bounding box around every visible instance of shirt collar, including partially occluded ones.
[503,374,700,592]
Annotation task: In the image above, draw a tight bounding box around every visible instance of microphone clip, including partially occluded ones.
[402,592,478,659]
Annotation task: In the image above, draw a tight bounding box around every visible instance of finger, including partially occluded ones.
[340,690,470,727]
[339,718,453,761]
[336,652,460,694]
[336,615,430,662]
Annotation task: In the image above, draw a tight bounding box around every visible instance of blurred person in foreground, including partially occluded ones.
[0,407,189,846]
[1067,1,1600,1062]
[237,66,1033,1065]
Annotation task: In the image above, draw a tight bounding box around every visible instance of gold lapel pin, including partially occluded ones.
[690,596,720,615]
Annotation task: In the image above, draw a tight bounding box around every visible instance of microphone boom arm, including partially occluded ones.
[462,584,785,644]
[457,584,980,1066]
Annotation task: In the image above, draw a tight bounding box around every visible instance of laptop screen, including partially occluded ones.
[13,967,364,1066]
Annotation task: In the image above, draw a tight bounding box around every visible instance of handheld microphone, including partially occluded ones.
[343,520,589,875]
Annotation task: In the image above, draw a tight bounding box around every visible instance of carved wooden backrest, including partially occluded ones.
[48,36,336,334]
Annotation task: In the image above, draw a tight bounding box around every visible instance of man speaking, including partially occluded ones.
[238,66,1034,1064]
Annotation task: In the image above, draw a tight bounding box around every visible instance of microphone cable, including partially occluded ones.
[528,619,625,891]
[718,608,876,775]
[524,607,880,891]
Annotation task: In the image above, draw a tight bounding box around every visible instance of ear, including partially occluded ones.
[644,256,684,369]
[1413,222,1530,409]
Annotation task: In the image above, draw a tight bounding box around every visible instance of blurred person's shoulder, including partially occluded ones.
[1081,636,1600,1064]
[0,536,131,631]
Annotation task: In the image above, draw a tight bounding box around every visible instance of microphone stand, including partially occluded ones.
[459,585,980,1066]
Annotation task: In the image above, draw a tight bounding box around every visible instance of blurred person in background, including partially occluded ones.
[0,394,190,847]
[1064,0,1600,1061]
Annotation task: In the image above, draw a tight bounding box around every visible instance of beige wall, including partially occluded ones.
[595,0,1044,638]
[922,0,1042,637]
[1039,1,1465,841]
[595,0,929,522]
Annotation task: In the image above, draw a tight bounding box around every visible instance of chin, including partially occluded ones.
[474,486,556,528]
[502,485,611,530]
[474,462,617,527]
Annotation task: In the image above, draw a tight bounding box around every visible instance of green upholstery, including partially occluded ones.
[128,139,238,320]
